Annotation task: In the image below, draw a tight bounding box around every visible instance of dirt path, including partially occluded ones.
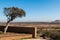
[0,33,32,40]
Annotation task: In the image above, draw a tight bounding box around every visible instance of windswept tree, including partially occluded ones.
[4,7,26,34]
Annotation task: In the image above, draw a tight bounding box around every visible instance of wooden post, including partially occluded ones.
[35,27,37,38]
[33,27,37,38]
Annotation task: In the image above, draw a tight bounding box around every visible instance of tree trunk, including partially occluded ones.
[4,23,9,34]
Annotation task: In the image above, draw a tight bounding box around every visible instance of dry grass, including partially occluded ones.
[0,31,32,40]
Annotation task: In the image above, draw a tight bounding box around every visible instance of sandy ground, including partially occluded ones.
[0,33,32,40]
[21,37,47,40]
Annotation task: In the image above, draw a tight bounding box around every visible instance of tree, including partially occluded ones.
[4,7,26,34]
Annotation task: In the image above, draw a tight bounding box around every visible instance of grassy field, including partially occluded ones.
[0,25,60,40]
[37,27,60,40]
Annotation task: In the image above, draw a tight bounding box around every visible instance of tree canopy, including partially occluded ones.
[4,7,26,23]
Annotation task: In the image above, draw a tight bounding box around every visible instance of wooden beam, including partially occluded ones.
[33,27,37,38]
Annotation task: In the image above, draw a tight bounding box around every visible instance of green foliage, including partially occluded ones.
[38,28,60,40]
[0,31,3,34]
[4,7,26,23]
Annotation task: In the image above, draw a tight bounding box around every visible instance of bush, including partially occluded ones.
[38,28,60,40]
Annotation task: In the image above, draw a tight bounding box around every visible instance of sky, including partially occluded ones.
[0,0,60,22]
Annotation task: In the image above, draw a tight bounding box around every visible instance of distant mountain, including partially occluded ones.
[0,20,60,24]
[51,20,60,23]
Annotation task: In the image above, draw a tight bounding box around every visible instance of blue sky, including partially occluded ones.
[0,0,60,22]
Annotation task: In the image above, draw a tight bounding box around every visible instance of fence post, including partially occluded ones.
[33,26,37,38]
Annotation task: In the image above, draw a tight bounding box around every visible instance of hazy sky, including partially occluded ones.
[0,0,60,22]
